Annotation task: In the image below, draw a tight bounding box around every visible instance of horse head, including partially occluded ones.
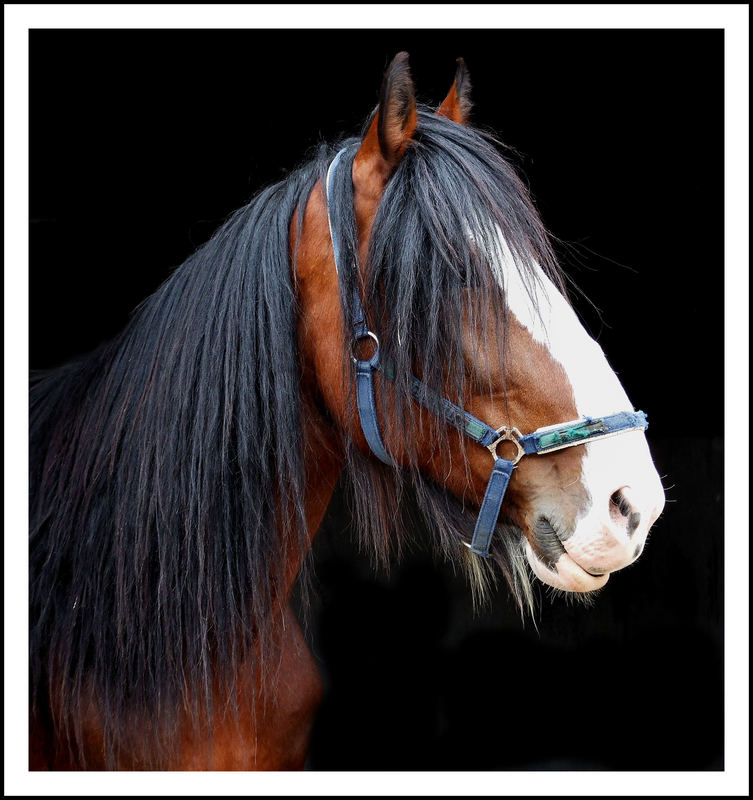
[295,53,665,601]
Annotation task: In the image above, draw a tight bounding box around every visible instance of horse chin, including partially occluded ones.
[524,540,610,593]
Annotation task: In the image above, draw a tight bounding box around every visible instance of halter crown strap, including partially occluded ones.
[325,148,649,558]
[327,148,393,463]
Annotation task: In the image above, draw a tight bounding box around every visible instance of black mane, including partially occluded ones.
[30,108,565,764]
[29,147,334,764]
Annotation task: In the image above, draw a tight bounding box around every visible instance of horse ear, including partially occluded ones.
[436,57,472,125]
[356,52,417,180]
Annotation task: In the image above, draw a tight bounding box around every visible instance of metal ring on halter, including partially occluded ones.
[486,426,525,465]
[351,330,380,365]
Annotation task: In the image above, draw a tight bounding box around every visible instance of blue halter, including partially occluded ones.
[325,148,648,558]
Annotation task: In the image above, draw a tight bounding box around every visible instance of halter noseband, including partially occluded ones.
[325,148,648,558]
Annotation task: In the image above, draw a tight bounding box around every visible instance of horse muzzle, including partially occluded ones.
[525,480,666,592]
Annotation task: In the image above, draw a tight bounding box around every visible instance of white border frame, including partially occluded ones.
[6,5,748,796]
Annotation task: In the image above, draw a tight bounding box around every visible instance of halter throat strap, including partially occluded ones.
[324,147,648,558]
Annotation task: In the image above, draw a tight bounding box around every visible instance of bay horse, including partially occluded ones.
[29,53,666,770]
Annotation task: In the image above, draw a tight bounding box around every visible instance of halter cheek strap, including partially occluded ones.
[325,148,649,558]
[353,331,392,465]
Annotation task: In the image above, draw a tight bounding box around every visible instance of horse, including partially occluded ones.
[29,52,666,770]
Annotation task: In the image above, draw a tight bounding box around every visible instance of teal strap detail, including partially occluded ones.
[537,420,607,450]
[464,418,488,441]
[528,411,648,455]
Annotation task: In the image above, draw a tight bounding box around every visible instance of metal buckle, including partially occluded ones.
[350,330,379,364]
[486,426,524,465]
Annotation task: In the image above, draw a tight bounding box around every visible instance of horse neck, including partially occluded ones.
[282,183,351,593]
[284,387,345,591]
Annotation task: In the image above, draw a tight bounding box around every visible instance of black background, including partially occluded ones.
[29,29,724,770]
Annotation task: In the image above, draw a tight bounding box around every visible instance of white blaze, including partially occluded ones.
[489,234,631,416]
[487,231,665,581]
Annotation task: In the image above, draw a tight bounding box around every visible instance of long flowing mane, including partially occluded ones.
[29,149,333,763]
[30,108,566,764]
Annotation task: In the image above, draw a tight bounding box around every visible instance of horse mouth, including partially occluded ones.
[530,516,568,571]
[526,517,610,591]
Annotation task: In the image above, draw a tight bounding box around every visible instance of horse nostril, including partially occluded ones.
[610,489,631,517]
[610,489,641,537]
